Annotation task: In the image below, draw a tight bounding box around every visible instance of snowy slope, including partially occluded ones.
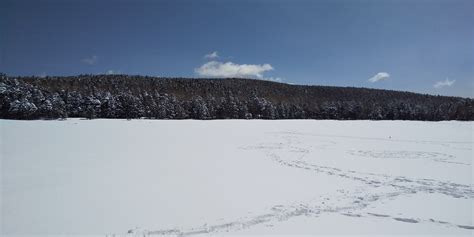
[1,119,473,236]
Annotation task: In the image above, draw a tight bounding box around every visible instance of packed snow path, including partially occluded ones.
[2,119,473,236]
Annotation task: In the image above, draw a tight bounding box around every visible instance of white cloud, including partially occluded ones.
[434,78,455,89]
[105,70,121,75]
[195,61,274,79]
[81,55,98,65]
[368,72,390,83]
[204,51,219,59]
[264,77,283,82]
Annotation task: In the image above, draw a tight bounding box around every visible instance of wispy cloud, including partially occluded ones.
[204,51,219,59]
[434,78,455,89]
[81,55,98,65]
[195,61,273,79]
[368,72,390,83]
[106,70,120,75]
[264,77,283,82]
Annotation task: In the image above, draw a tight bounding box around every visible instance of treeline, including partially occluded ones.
[0,73,472,120]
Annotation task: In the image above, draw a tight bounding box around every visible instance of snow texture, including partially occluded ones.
[1,119,473,236]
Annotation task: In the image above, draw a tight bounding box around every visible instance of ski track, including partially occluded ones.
[141,131,473,236]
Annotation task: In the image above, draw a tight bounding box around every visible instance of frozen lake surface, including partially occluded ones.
[1,119,473,236]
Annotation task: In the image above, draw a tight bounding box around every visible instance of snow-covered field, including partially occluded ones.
[1,119,473,236]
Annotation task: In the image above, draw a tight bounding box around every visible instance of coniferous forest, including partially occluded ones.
[1,73,472,121]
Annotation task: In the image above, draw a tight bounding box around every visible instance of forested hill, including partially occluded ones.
[1,74,472,120]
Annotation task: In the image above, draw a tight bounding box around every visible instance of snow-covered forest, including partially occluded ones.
[1,73,472,120]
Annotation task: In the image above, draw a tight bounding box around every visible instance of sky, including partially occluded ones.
[1,0,473,97]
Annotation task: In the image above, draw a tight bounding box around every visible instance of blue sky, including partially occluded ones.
[1,0,473,97]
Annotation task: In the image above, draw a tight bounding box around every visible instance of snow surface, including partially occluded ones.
[1,119,473,236]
